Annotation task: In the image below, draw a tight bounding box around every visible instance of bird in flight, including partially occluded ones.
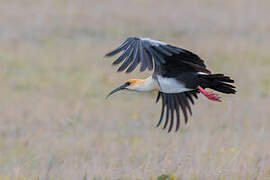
[105,37,236,132]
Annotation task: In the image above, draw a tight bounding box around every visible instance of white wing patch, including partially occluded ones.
[156,75,192,93]
[139,37,167,46]
[197,72,208,75]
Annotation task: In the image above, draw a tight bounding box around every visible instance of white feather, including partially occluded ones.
[139,37,167,46]
[156,75,192,93]
[128,76,157,91]
[197,72,207,75]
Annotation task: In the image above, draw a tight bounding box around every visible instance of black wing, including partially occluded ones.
[155,91,199,133]
[105,37,210,74]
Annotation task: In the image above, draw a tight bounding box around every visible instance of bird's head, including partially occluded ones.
[106,79,146,99]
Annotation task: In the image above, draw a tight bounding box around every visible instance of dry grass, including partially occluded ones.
[0,0,270,179]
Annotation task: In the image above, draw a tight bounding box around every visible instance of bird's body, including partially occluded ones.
[105,37,236,132]
[128,74,196,93]
[156,73,196,93]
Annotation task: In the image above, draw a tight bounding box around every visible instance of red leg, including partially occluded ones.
[197,86,221,102]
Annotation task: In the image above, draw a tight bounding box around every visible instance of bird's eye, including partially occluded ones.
[125,82,131,86]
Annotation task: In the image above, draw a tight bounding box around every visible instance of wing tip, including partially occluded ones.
[104,53,111,57]
[155,92,198,133]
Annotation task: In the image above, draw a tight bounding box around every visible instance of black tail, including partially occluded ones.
[198,74,236,94]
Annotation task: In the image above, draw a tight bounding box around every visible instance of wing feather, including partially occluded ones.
[126,41,140,73]
[139,41,148,72]
[186,92,195,105]
[105,37,209,74]
[156,93,165,127]
[163,95,170,130]
[117,42,135,72]
[161,45,181,54]
[168,95,175,133]
[112,43,133,65]
[143,48,153,70]
[174,94,181,132]
[148,46,166,63]
[105,38,132,57]
[182,93,192,116]
[177,94,188,124]
[153,46,173,56]
[155,91,198,132]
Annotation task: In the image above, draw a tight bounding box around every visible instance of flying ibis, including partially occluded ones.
[105,37,236,132]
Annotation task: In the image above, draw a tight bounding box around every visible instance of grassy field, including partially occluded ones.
[0,0,270,179]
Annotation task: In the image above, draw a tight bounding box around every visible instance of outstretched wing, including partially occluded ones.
[105,37,210,74]
[155,91,199,133]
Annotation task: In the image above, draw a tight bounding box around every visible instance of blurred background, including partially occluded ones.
[0,0,270,179]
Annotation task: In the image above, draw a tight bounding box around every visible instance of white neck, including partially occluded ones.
[129,76,157,92]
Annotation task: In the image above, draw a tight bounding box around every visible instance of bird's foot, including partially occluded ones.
[197,86,222,102]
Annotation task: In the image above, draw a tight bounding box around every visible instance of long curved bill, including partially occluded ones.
[106,83,129,99]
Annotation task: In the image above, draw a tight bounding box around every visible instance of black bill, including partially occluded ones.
[106,83,129,99]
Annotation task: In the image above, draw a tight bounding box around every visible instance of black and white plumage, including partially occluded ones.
[106,37,210,74]
[105,37,236,132]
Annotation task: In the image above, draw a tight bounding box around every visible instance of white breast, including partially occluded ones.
[156,75,192,93]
